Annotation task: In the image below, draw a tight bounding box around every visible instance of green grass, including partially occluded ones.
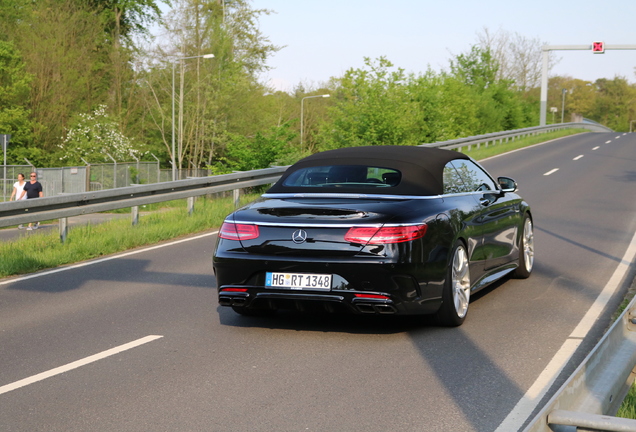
[0,192,260,278]
[460,128,587,161]
[618,385,636,419]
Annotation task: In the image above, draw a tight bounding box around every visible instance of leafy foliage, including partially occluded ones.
[0,40,33,148]
[320,57,427,150]
[210,123,296,174]
[57,105,143,164]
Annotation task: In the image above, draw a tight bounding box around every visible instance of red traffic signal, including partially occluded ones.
[592,41,605,53]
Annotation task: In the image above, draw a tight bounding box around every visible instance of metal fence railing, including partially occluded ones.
[422,121,613,152]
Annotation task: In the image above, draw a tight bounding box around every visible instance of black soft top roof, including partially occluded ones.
[267,145,472,196]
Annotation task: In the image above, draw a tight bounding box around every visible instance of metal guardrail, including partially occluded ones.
[0,166,287,229]
[422,122,613,151]
[523,286,636,432]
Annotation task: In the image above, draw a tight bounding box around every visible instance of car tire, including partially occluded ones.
[435,241,471,327]
[513,215,534,279]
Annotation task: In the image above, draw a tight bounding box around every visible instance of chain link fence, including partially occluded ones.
[1,162,212,201]
[160,168,212,183]
[87,161,161,191]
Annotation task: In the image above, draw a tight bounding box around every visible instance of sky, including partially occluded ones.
[250,0,636,92]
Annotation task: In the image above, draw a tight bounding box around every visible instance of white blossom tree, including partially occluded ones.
[58,105,143,164]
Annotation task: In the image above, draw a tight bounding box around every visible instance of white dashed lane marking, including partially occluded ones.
[0,335,164,395]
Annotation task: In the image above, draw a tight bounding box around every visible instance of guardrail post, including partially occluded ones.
[187,196,194,215]
[131,206,139,226]
[233,189,240,208]
[59,217,68,243]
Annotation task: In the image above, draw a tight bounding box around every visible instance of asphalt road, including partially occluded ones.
[1,132,635,432]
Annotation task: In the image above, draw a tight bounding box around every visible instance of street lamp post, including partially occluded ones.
[561,89,567,123]
[172,53,214,181]
[300,94,330,151]
[2,135,8,202]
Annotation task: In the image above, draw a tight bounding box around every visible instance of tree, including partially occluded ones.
[147,0,282,171]
[412,72,480,141]
[57,105,143,165]
[476,27,558,91]
[450,46,526,132]
[319,57,423,150]
[0,40,33,150]
[88,0,163,41]
[209,122,296,173]
[565,78,596,121]
[591,77,636,131]
[10,0,111,157]
[87,0,163,119]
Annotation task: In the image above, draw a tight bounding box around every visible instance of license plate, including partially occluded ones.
[265,272,332,291]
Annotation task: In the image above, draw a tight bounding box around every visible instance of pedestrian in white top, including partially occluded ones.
[9,173,28,229]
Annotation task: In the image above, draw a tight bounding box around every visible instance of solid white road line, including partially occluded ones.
[0,335,163,395]
[495,230,636,432]
[0,231,219,286]
[573,155,584,161]
[543,169,559,176]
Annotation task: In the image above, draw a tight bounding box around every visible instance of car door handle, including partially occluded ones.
[479,197,491,206]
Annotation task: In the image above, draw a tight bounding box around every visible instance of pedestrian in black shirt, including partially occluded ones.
[19,172,43,230]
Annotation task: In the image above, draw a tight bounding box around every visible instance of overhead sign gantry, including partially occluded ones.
[539,43,636,126]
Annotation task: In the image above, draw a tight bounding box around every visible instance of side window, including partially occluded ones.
[450,160,497,192]
[443,162,468,194]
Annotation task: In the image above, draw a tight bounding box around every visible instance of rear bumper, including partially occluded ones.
[218,286,402,315]
[213,257,446,316]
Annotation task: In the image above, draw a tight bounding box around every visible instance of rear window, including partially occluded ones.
[282,165,402,188]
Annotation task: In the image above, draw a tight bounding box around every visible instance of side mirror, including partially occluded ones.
[498,176,517,193]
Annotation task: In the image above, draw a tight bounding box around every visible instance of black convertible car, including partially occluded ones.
[213,146,534,326]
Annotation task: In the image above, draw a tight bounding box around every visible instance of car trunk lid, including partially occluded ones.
[228,197,407,257]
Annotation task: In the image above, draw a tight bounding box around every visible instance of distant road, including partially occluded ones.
[1,132,635,432]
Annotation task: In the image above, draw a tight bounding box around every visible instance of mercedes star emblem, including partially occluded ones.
[292,229,308,244]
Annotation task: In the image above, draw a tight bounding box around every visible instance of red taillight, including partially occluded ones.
[354,293,390,300]
[344,224,427,244]
[220,288,248,292]
[219,222,260,240]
